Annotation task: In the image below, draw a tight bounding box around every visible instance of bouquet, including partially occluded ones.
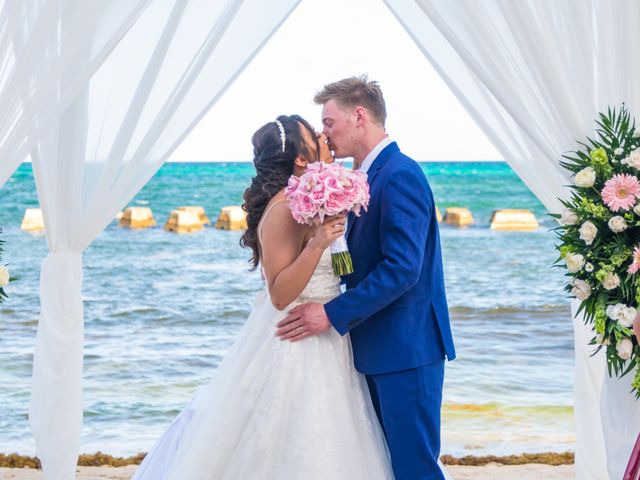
[554,106,640,397]
[285,162,369,276]
[0,227,16,304]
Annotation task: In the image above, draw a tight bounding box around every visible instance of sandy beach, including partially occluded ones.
[0,464,575,479]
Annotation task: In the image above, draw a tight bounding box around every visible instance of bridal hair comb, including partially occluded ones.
[274,120,286,153]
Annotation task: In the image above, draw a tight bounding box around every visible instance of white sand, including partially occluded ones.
[0,464,575,479]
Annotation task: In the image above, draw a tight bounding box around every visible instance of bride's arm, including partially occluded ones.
[260,202,344,310]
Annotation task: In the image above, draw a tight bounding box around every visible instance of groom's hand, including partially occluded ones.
[276,303,331,342]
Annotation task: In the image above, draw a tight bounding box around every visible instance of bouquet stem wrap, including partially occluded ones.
[330,234,353,276]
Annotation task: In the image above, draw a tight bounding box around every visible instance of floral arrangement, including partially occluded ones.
[555,107,640,397]
[285,161,369,275]
[0,227,15,304]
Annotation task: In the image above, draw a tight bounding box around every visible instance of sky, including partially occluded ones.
[170,0,500,163]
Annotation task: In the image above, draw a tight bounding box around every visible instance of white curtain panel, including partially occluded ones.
[27,1,301,478]
[0,0,152,189]
[383,1,640,478]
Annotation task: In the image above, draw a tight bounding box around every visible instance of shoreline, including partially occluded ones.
[0,451,574,469]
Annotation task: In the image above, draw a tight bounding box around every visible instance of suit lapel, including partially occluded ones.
[346,142,399,242]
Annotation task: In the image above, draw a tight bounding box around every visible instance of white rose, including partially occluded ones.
[585,262,594,272]
[608,215,628,233]
[615,147,624,155]
[606,303,624,320]
[579,221,597,245]
[602,272,621,290]
[634,204,640,216]
[565,253,585,273]
[560,209,578,225]
[618,306,637,328]
[625,148,640,169]
[616,338,634,360]
[570,279,592,300]
[574,167,596,188]
[0,265,9,288]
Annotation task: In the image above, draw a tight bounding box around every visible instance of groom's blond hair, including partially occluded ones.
[314,75,387,127]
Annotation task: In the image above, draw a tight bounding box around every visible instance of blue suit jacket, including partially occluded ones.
[324,142,455,375]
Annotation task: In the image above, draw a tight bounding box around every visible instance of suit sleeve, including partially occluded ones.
[324,165,431,335]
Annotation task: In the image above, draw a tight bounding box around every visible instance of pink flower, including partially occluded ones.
[325,191,350,215]
[601,173,640,211]
[285,162,370,224]
[628,246,640,274]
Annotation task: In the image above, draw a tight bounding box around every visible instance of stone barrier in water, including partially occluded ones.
[21,208,44,232]
[443,207,474,227]
[177,206,211,225]
[164,209,204,234]
[119,207,156,229]
[215,206,247,230]
[490,209,539,231]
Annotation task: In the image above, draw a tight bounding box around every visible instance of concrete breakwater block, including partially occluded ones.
[119,207,156,229]
[177,206,211,225]
[490,209,539,231]
[21,208,44,232]
[215,206,247,230]
[435,206,442,223]
[164,209,204,234]
[444,207,474,227]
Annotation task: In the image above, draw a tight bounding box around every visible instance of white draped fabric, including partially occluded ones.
[0,0,152,188]
[24,1,301,478]
[384,0,640,478]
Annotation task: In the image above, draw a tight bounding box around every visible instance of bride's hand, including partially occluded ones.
[634,312,640,340]
[308,215,346,250]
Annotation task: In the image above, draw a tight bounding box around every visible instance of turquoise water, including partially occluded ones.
[0,162,573,457]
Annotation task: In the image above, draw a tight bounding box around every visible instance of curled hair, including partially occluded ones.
[240,115,319,270]
[313,74,387,126]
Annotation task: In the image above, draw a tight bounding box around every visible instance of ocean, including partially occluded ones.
[0,162,573,457]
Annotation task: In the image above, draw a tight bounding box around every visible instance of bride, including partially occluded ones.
[132,114,395,479]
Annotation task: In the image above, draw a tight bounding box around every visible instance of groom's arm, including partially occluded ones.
[324,163,431,335]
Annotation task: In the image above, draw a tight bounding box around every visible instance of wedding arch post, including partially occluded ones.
[18,1,302,478]
[383,0,640,478]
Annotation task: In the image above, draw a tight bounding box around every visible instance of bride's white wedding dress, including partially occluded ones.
[132,210,395,479]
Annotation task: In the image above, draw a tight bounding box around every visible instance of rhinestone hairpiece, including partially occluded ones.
[274,120,286,153]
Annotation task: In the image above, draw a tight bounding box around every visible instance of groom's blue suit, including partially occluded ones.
[324,142,455,480]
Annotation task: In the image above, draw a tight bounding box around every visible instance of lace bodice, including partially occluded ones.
[293,247,341,305]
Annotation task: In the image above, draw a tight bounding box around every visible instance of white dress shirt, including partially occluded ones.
[357,136,393,174]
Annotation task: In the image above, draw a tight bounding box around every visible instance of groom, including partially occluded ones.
[276,75,455,479]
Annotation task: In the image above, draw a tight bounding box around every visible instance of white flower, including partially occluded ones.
[585,262,594,272]
[565,253,585,273]
[618,306,637,328]
[608,215,628,233]
[625,148,640,170]
[634,128,640,139]
[615,147,624,155]
[574,167,596,188]
[579,221,597,245]
[570,279,592,300]
[606,303,624,320]
[617,338,634,360]
[634,204,640,216]
[0,266,8,287]
[602,272,621,290]
[560,209,578,225]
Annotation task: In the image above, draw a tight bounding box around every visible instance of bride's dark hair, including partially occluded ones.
[240,115,319,270]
